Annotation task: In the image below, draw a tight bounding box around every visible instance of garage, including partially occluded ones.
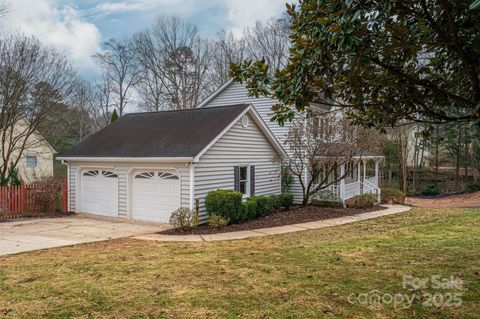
[131,170,181,223]
[80,169,118,217]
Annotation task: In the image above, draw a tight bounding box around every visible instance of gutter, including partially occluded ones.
[56,156,195,163]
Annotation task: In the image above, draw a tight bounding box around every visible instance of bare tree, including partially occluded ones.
[134,15,211,110]
[283,110,369,205]
[0,1,8,19]
[69,79,96,141]
[94,38,141,116]
[243,17,290,74]
[206,30,246,92]
[0,34,77,177]
[91,75,113,130]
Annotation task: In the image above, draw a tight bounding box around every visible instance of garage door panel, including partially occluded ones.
[80,170,118,217]
[131,170,180,223]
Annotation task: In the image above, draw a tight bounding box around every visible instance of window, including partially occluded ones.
[102,171,118,178]
[158,172,179,180]
[26,155,37,167]
[239,166,249,196]
[83,170,99,177]
[135,172,155,179]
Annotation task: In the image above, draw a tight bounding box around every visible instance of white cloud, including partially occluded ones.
[88,0,187,17]
[0,0,102,75]
[222,0,288,37]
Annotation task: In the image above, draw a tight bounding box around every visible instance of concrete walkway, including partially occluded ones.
[135,204,412,242]
[0,214,170,256]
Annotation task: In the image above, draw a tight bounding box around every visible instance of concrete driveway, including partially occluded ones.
[0,214,170,256]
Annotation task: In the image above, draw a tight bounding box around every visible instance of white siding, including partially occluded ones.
[67,161,190,219]
[201,81,304,203]
[194,114,281,221]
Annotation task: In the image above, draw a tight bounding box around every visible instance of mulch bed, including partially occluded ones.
[161,205,386,235]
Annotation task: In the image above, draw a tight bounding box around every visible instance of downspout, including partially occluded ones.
[189,162,195,211]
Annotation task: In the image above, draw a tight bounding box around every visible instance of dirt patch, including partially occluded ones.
[161,205,386,235]
[406,192,480,208]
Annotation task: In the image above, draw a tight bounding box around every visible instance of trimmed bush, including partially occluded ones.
[239,200,257,221]
[269,195,283,210]
[169,208,196,229]
[248,195,274,217]
[208,214,229,228]
[464,183,480,193]
[380,188,405,204]
[345,193,377,209]
[205,189,243,223]
[279,194,294,209]
[421,184,441,196]
[311,199,343,208]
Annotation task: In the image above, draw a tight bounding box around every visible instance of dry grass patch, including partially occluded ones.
[0,207,479,318]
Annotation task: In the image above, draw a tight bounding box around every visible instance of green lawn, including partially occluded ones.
[0,207,479,318]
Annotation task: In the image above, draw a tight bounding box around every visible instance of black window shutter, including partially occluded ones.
[250,165,255,195]
[234,166,240,191]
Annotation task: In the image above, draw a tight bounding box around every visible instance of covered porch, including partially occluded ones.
[314,156,383,203]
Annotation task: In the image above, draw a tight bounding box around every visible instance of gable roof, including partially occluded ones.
[196,79,235,108]
[58,104,286,162]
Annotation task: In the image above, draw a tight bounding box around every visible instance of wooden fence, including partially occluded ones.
[0,180,68,220]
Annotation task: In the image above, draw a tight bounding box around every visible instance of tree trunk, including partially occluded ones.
[435,124,440,177]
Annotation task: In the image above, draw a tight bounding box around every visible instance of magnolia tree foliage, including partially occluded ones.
[231,0,480,127]
[282,110,370,205]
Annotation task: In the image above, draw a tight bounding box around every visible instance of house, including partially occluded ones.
[0,118,55,183]
[58,104,286,223]
[198,79,383,203]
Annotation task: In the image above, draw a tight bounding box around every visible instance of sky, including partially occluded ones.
[0,0,288,79]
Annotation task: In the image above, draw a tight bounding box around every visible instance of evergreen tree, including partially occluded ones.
[0,171,7,186]
[110,109,119,123]
[7,163,21,186]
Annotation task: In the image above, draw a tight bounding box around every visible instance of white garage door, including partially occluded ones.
[131,170,180,223]
[80,170,118,217]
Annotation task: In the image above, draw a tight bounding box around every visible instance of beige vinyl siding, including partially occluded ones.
[194,114,281,221]
[67,161,190,219]
[201,81,305,203]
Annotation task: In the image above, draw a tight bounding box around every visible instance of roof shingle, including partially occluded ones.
[60,104,249,158]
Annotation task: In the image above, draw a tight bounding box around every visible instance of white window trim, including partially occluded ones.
[239,165,251,198]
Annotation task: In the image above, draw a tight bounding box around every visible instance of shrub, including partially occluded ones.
[169,207,196,229]
[239,200,257,221]
[280,194,294,209]
[345,193,377,209]
[380,188,405,204]
[464,183,480,193]
[205,189,243,223]
[269,195,283,210]
[421,184,441,196]
[310,199,343,208]
[248,195,274,217]
[31,178,59,214]
[208,214,229,228]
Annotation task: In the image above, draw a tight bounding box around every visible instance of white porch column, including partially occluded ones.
[340,163,345,200]
[363,160,367,181]
[357,161,361,182]
[375,160,379,181]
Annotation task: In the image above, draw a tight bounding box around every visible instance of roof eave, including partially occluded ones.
[57,156,195,163]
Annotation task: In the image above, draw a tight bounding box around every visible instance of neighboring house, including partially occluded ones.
[58,105,286,223]
[198,79,383,203]
[0,118,55,183]
[386,123,430,168]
